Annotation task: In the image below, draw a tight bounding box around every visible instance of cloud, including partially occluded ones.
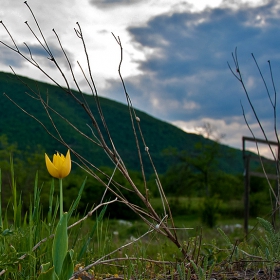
[1,0,279,156]
[100,0,280,153]
[89,0,143,9]
[0,38,75,71]
[0,45,25,68]
[171,116,278,159]
[20,42,75,69]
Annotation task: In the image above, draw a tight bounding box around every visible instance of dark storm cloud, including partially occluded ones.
[89,0,143,9]
[0,41,75,69]
[0,44,25,68]
[20,42,75,69]
[103,0,280,128]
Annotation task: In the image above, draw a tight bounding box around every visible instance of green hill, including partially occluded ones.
[0,71,244,175]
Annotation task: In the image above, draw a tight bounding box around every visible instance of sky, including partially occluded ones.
[0,0,279,159]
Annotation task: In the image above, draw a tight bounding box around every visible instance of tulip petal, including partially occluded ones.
[45,153,60,178]
[54,153,63,170]
[45,150,71,179]
[61,150,71,178]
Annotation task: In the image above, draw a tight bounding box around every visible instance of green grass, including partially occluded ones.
[151,196,245,223]
[0,160,279,280]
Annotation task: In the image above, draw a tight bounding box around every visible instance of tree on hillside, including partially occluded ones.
[164,122,225,197]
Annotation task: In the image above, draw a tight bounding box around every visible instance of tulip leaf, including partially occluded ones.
[40,262,51,273]
[38,266,59,280]
[59,249,74,280]
[52,212,68,276]
[67,177,87,221]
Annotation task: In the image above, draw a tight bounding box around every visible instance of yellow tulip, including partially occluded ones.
[45,150,71,179]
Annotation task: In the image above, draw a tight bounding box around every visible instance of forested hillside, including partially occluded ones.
[0,71,244,175]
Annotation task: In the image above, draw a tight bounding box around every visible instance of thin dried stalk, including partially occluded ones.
[0,1,188,262]
[228,48,280,208]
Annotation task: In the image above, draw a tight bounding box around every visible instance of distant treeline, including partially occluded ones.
[0,71,245,176]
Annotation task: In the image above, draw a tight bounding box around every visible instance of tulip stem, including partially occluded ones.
[59,178,63,220]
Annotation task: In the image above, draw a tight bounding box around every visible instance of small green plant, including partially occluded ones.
[253,217,280,272]
[177,262,187,280]
[190,257,215,280]
[0,154,111,279]
[37,150,74,279]
[38,213,73,280]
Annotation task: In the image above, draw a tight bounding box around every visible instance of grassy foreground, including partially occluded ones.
[1,162,280,280]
